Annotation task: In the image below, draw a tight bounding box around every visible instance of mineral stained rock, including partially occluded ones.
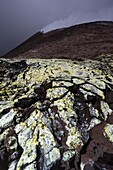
[0,56,113,170]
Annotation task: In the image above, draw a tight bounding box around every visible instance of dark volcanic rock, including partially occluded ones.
[0,60,27,82]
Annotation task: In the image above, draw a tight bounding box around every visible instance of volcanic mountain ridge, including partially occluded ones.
[2,21,113,60]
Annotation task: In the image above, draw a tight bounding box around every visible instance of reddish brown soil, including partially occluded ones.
[2,21,113,60]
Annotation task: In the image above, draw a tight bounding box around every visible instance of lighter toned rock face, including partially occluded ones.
[0,56,113,170]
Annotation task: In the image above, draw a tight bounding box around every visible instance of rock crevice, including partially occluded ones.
[0,57,113,170]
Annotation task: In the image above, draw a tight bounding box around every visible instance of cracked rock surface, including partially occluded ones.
[0,56,113,170]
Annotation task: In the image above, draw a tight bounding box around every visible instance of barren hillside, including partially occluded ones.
[1,21,113,170]
[2,21,113,60]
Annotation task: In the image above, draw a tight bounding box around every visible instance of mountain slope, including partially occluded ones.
[1,21,113,170]
[2,21,113,60]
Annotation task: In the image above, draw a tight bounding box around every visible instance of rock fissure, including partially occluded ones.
[0,57,113,169]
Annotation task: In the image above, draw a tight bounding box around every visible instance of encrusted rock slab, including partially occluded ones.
[0,56,113,170]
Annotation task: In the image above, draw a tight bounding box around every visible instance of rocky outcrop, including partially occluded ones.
[0,55,113,170]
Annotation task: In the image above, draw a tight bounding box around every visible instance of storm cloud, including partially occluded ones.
[0,0,113,56]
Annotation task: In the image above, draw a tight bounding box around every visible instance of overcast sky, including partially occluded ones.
[0,0,113,56]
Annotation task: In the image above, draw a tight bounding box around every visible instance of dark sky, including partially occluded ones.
[0,0,113,56]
